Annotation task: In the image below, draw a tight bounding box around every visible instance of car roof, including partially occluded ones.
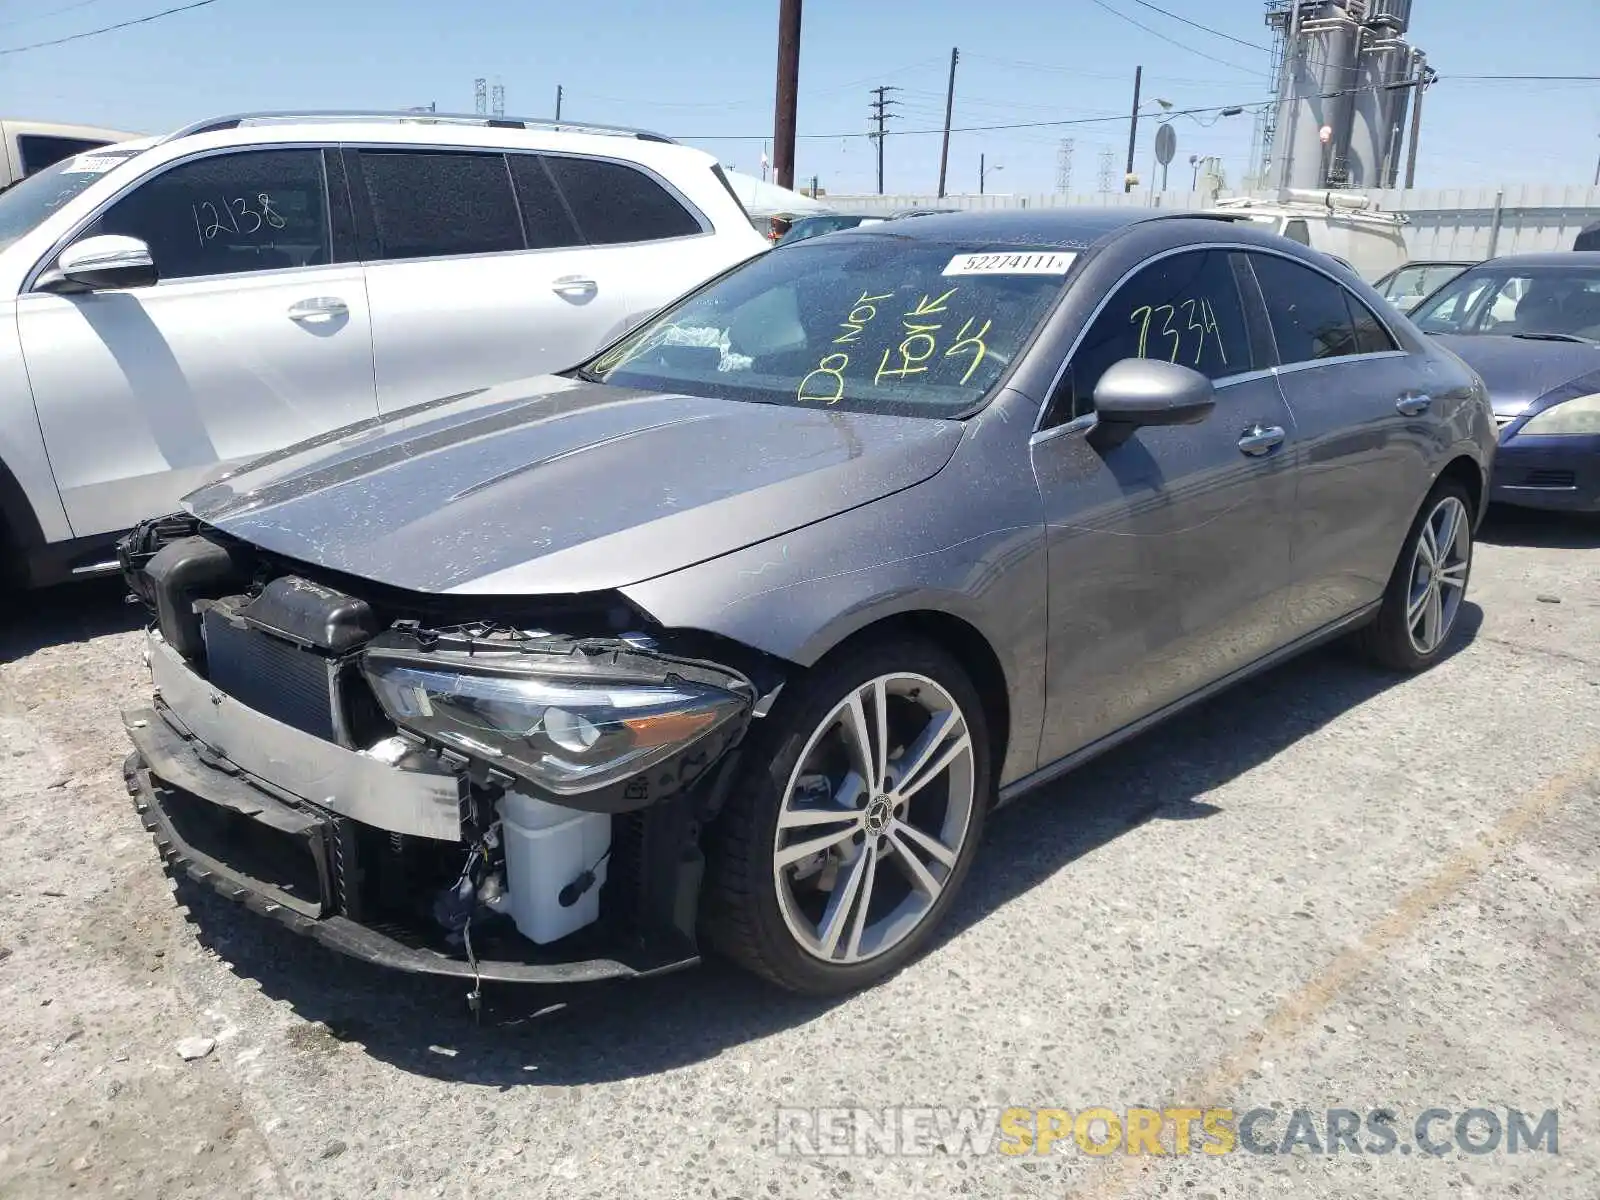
[837,207,1180,250]
[826,207,1327,257]
[1472,251,1600,268]
[138,112,719,174]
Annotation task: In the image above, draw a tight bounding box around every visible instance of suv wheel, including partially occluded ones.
[703,638,990,994]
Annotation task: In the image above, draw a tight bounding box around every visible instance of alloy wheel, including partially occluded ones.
[771,672,976,965]
[1406,494,1470,655]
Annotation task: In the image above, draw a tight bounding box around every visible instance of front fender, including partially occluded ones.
[620,473,1049,788]
[0,302,72,550]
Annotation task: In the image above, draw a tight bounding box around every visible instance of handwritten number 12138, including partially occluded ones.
[192,193,287,245]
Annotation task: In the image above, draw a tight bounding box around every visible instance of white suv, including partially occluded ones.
[0,110,767,587]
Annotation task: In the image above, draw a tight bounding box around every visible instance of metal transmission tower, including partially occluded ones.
[491,79,506,118]
[1098,147,1116,193]
[1056,139,1075,194]
[868,85,901,195]
[474,77,487,116]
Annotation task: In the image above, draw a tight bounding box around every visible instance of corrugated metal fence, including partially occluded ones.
[821,184,1600,260]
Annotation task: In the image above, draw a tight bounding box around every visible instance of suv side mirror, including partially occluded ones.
[1093,358,1216,428]
[37,235,158,294]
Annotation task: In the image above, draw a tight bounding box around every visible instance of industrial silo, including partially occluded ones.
[1348,30,1414,186]
[1273,1,1365,189]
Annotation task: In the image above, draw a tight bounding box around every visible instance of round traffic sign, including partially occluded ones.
[1155,123,1177,166]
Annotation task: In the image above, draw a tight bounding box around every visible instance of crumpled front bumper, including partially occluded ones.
[124,634,700,984]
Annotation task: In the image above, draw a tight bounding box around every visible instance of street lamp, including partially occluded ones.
[979,155,1003,195]
[1148,105,1246,197]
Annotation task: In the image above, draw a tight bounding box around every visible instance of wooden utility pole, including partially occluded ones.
[1123,65,1142,193]
[870,85,901,194]
[772,0,802,190]
[554,84,563,123]
[937,47,959,199]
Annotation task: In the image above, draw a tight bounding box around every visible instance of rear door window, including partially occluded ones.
[543,155,703,244]
[1347,292,1398,354]
[1248,253,1361,363]
[506,155,586,249]
[85,148,331,279]
[356,149,525,260]
[1061,249,1254,420]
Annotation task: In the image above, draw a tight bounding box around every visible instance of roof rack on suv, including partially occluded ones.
[160,110,678,145]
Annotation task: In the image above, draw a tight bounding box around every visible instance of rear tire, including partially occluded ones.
[701,636,991,995]
[1359,479,1474,671]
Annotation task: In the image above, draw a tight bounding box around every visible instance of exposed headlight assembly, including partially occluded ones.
[1518,392,1600,436]
[361,627,753,808]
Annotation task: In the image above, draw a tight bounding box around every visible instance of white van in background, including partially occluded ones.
[1208,190,1410,282]
[0,119,144,190]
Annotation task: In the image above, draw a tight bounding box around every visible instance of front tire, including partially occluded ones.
[702,637,991,995]
[1359,479,1474,671]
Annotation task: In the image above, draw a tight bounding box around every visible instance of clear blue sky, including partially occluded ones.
[1,0,1596,197]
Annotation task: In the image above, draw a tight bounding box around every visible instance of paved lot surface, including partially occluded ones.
[1,508,1596,1200]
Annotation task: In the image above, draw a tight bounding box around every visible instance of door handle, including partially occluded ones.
[1396,393,1433,417]
[1237,424,1286,457]
[287,297,349,322]
[552,275,598,299]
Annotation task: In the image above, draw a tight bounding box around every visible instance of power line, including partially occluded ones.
[1444,74,1600,81]
[1085,0,1267,77]
[0,0,219,54]
[963,55,1261,88]
[1123,0,1270,53]
[680,77,1453,142]
[0,0,113,31]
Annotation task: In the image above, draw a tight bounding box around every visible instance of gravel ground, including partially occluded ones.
[1,508,1596,1200]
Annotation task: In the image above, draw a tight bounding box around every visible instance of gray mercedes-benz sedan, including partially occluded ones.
[119,210,1495,998]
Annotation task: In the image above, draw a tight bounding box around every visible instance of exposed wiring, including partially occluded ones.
[0,0,219,55]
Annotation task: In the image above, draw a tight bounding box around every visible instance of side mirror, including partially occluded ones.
[37,235,158,294]
[1093,358,1216,429]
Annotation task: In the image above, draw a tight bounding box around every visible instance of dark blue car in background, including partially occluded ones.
[1412,253,1600,512]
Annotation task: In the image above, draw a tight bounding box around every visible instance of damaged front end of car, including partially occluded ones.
[118,515,776,990]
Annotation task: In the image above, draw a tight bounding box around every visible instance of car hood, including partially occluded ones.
[183,375,963,596]
[1429,334,1600,417]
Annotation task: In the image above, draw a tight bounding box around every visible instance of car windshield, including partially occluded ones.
[779,215,884,245]
[0,147,142,253]
[1381,263,1470,305]
[1411,265,1600,340]
[584,235,1072,417]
